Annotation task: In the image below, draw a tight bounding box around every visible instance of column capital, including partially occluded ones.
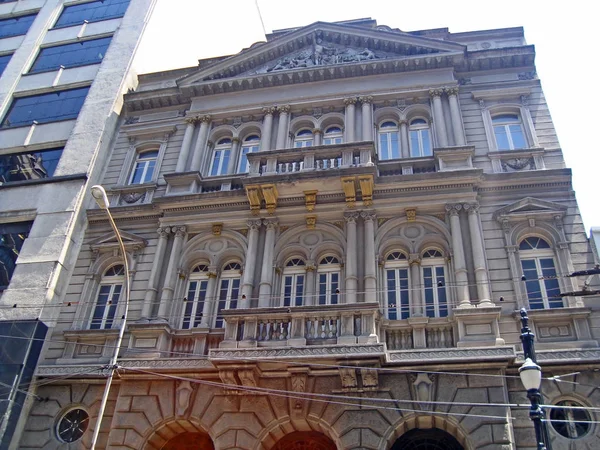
[445,203,462,216]
[312,128,322,135]
[429,88,444,99]
[344,97,357,106]
[157,227,170,238]
[262,106,277,115]
[359,95,373,104]
[409,256,421,266]
[231,137,240,144]
[263,218,279,230]
[199,115,212,123]
[277,105,291,114]
[463,202,480,214]
[344,211,360,223]
[398,119,408,126]
[247,219,262,230]
[360,211,377,222]
[444,86,460,96]
[184,116,200,125]
[173,226,187,237]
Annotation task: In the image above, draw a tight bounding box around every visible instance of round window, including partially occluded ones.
[56,408,89,443]
[549,400,591,439]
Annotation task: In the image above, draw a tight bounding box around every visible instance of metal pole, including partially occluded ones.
[520,308,552,450]
[89,210,130,449]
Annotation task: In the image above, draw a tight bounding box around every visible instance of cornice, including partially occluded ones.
[209,344,385,360]
[387,346,515,364]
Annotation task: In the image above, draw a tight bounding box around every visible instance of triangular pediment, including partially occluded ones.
[178,21,465,87]
[493,197,567,222]
[89,231,148,252]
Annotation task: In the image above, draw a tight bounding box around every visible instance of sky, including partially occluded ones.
[135,0,597,231]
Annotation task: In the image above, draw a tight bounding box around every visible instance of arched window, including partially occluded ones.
[492,114,526,150]
[409,118,432,157]
[317,256,340,305]
[90,264,124,329]
[215,262,242,328]
[378,121,400,160]
[238,134,260,173]
[129,149,158,184]
[209,138,232,176]
[281,258,305,307]
[384,251,410,320]
[421,249,448,318]
[294,129,314,148]
[323,126,343,145]
[519,236,562,309]
[182,264,209,329]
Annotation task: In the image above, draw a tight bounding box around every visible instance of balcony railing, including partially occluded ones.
[382,317,455,350]
[246,141,376,177]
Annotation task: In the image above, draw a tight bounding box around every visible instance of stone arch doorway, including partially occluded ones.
[271,431,337,450]
[160,431,215,450]
[391,428,464,450]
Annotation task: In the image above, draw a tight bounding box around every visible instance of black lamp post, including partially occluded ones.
[519,308,552,450]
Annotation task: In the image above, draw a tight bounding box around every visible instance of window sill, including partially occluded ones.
[489,148,545,173]
[108,183,157,207]
[0,173,87,189]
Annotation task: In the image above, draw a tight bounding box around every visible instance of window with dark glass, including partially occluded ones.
[550,400,591,439]
[182,264,209,329]
[54,0,130,28]
[1,87,89,128]
[317,256,340,305]
[282,258,305,307]
[0,221,32,291]
[29,37,112,73]
[0,148,62,183]
[90,264,124,329]
[422,249,448,318]
[0,54,12,76]
[214,262,241,328]
[0,14,36,39]
[519,236,562,309]
[384,252,409,320]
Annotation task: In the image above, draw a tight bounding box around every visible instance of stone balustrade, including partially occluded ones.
[383,317,455,351]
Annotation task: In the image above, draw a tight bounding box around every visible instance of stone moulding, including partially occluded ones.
[515,349,600,364]
[387,346,515,364]
[209,344,385,360]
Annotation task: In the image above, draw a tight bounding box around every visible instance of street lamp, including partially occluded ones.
[519,308,552,450]
[89,185,130,450]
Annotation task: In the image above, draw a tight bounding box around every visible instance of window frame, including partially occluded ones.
[238,134,260,173]
[293,129,314,148]
[214,262,242,328]
[128,148,159,185]
[0,13,37,39]
[281,258,306,307]
[316,256,341,305]
[209,138,232,177]
[384,251,410,320]
[421,249,448,318]
[28,36,112,74]
[0,221,32,291]
[408,117,432,157]
[89,264,124,330]
[53,0,131,29]
[0,53,13,76]
[377,121,400,160]
[492,113,527,151]
[482,104,539,152]
[181,264,209,329]
[322,126,343,146]
[0,147,63,184]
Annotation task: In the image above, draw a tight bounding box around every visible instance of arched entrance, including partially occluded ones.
[391,428,464,450]
[272,431,337,450]
[160,432,215,450]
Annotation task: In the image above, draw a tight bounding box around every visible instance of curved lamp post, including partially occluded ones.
[89,185,131,450]
[519,308,552,450]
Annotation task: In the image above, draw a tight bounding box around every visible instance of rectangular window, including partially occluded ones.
[1,87,90,128]
[214,278,240,328]
[423,266,448,318]
[90,284,121,329]
[0,148,63,183]
[318,272,339,305]
[283,274,304,307]
[386,268,409,319]
[0,14,36,39]
[54,0,130,28]
[0,54,12,76]
[521,258,562,309]
[0,222,32,291]
[209,149,230,176]
[29,37,112,73]
[182,280,208,329]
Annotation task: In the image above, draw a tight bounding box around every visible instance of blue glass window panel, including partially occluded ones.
[1,87,89,128]
[294,275,304,306]
[421,129,432,156]
[215,279,230,328]
[399,270,409,319]
[0,222,31,290]
[30,37,112,73]
[0,14,36,39]
[331,273,339,305]
[105,284,121,328]
[283,276,293,307]
[239,144,257,173]
[423,267,435,318]
[436,267,448,317]
[182,281,197,329]
[520,237,551,250]
[0,54,12,76]
[0,148,62,183]
[130,158,156,184]
[229,278,240,310]
[509,124,526,149]
[54,0,130,28]
[90,285,111,329]
[386,270,397,320]
[540,258,562,308]
[521,259,543,309]
[318,273,327,305]
[494,126,511,150]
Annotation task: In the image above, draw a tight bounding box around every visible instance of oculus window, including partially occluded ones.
[54,0,130,28]
[30,37,112,73]
[0,147,63,183]
[0,54,12,76]
[1,87,89,128]
[0,222,32,291]
[56,408,89,443]
[550,400,591,439]
[0,14,36,39]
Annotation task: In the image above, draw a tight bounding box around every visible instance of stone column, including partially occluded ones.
[359,96,373,141]
[175,117,197,172]
[465,203,493,306]
[275,105,290,150]
[361,211,377,303]
[409,255,423,316]
[429,89,448,148]
[260,107,275,151]
[258,218,278,307]
[305,263,316,306]
[141,227,169,318]
[344,212,359,304]
[446,204,471,307]
[201,268,218,327]
[344,97,357,142]
[399,120,409,158]
[313,128,322,146]
[189,115,211,172]
[241,219,262,301]
[445,87,466,146]
[158,226,187,318]
[226,137,241,174]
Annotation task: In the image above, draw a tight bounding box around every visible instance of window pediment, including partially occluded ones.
[493,197,567,223]
[89,231,148,253]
